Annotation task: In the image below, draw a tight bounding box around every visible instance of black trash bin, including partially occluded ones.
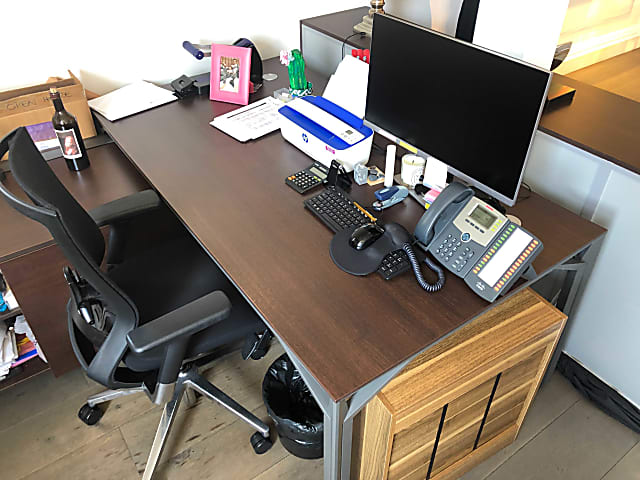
[262,354,323,459]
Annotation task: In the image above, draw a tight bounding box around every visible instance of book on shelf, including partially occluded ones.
[11,335,37,367]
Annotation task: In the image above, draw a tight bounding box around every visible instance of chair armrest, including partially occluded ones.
[126,290,231,354]
[89,189,161,227]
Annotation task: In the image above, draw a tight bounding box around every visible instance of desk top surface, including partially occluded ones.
[97,59,605,401]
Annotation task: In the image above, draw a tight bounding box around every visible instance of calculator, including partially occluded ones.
[286,162,329,194]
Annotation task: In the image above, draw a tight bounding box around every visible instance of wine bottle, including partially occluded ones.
[49,88,90,171]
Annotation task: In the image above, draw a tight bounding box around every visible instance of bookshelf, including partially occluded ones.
[0,357,50,392]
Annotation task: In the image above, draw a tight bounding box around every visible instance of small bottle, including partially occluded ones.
[49,88,90,171]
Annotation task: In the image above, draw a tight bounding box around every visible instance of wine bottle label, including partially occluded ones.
[54,129,83,159]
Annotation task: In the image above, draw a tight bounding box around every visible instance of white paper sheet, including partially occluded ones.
[322,55,369,118]
[210,97,283,142]
[423,156,448,191]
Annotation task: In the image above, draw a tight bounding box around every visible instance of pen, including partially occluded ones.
[353,201,377,223]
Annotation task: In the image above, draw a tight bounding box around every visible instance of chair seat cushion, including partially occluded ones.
[108,233,264,372]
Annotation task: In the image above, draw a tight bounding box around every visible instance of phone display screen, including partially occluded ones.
[469,205,496,229]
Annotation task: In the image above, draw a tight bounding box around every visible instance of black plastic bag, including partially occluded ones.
[262,354,323,459]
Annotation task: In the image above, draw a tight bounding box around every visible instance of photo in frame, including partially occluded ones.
[210,44,251,105]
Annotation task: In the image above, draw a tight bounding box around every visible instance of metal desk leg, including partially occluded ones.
[325,400,349,480]
[543,236,604,381]
[273,334,413,480]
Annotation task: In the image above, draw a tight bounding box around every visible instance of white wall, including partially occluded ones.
[556,0,640,74]
[472,0,569,68]
[563,168,640,407]
[386,0,464,34]
[1,1,365,95]
[386,0,569,68]
[525,132,640,407]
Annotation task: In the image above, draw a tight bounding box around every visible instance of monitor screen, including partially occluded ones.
[365,14,551,206]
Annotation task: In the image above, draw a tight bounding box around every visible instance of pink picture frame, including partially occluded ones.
[210,44,251,105]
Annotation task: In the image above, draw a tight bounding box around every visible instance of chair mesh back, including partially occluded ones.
[9,128,105,264]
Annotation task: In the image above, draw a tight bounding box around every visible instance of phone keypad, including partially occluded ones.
[378,250,411,280]
[434,234,475,273]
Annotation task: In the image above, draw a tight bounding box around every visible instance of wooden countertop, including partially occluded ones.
[300,7,371,52]
[301,8,640,176]
[96,58,605,401]
[539,75,640,176]
[568,49,640,103]
[0,143,149,264]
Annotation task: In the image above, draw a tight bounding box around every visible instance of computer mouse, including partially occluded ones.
[349,223,385,251]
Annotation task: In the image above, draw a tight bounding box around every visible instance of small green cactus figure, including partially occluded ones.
[280,49,313,96]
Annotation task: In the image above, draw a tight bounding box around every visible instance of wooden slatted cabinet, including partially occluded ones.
[352,288,566,480]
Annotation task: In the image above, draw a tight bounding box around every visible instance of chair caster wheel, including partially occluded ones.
[78,403,104,426]
[250,431,273,454]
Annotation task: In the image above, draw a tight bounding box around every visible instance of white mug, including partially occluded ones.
[401,154,426,187]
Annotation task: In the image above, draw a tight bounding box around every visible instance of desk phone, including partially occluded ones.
[330,182,543,303]
[415,183,542,302]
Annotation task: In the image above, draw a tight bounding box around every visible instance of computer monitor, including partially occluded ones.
[364,14,552,206]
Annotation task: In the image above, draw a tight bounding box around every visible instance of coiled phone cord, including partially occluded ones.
[402,243,446,292]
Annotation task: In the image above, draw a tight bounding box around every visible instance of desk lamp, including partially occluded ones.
[354,0,386,36]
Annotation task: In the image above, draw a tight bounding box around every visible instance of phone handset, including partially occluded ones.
[402,183,475,292]
[414,182,475,248]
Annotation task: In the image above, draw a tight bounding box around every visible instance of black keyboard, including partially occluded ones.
[304,187,413,280]
[378,250,411,280]
[304,187,371,233]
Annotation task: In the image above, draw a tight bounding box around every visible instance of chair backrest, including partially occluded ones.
[0,128,141,389]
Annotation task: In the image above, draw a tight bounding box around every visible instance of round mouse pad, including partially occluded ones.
[330,226,394,276]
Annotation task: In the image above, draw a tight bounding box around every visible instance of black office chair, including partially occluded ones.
[0,127,274,479]
[455,0,481,42]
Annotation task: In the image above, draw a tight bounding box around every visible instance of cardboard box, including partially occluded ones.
[0,71,96,160]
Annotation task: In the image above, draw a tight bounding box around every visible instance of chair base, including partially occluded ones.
[82,363,272,480]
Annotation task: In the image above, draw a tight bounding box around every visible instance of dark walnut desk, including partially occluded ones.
[95,58,605,480]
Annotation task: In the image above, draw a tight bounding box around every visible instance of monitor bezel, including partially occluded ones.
[364,14,553,207]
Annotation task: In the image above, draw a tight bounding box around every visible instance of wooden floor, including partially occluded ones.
[0,344,638,480]
[569,48,640,103]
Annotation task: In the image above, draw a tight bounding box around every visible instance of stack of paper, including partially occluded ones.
[0,325,17,379]
[11,335,37,367]
[14,315,47,363]
[88,81,177,121]
[210,97,283,142]
[322,55,370,118]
